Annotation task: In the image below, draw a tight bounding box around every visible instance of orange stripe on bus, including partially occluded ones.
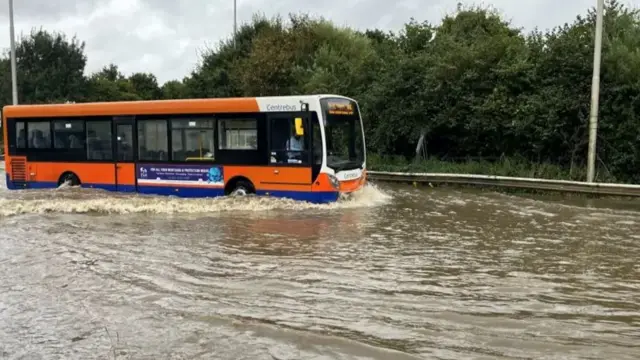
[26,162,117,184]
[311,173,366,193]
[339,177,365,192]
[312,173,337,192]
[223,166,313,191]
[8,160,363,194]
[3,98,260,118]
[115,163,136,185]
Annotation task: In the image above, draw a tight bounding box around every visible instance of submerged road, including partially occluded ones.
[0,173,639,359]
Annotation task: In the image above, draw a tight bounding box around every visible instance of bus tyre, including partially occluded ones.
[59,172,80,187]
[230,180,254,197]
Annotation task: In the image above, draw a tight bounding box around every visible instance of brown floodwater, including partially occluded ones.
[0,171,638,359]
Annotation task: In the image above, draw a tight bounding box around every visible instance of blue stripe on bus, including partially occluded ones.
[138,186,339,203]
[26,181,58,189]
[256,190,340,204]
[5,173,14,189]
[5,180,340,203]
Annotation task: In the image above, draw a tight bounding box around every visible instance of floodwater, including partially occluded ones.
[0,169,639,360]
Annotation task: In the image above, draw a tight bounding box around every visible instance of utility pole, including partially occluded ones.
[9,0,18,105]
[587,0,604,183]
[233,0,237,48]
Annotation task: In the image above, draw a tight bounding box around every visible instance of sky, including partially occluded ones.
[0,0,638,85]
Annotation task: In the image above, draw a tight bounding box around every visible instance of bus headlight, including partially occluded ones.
[328,174,340,189]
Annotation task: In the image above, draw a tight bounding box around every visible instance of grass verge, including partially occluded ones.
[366,154,621,197]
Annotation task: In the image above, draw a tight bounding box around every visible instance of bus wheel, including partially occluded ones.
[58,172,81,187]
[227,178,254,196]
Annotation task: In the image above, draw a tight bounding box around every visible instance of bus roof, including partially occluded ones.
[1,94,355,119]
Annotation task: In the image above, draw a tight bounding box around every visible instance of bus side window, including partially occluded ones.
[218,118,257,150]
[16,121,26,149]
[86,121,113,160]
[53,120,85,150]
[171,118,215,161]
[138,119,169,161]
[28,121,51,149]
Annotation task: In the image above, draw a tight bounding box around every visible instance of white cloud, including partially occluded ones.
[0,0,636,84]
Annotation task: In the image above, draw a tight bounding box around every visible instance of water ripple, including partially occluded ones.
[0,175,639,359]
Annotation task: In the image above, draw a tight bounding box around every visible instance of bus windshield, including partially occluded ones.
[320,98,365,171]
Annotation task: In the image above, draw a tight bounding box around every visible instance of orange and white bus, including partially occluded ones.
[1,95,367,203]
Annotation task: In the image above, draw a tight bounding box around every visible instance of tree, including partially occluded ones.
[128,72,161,100]
[0,29,87,106]
[161,80,188,99]
[4,2,640,182]
[85,64,140,101]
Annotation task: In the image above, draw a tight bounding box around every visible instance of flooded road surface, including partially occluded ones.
[1,172,639,359]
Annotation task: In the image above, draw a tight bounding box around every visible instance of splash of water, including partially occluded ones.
[0,169,392,216]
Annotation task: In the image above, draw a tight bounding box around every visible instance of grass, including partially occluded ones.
[367,154,619,183]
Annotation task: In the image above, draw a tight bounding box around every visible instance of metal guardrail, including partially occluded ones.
[367,170,640,197]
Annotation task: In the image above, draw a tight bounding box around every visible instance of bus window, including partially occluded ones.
[28,121,51,149]
[16,121,26,149]
[53,120,85,149]
[138,119,169,161]
[171,118,215,161]
[218,118,257,150]
[86,121,113,160]
[269,115,309,164]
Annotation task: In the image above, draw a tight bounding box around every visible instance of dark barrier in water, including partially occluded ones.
[367,170,640,197]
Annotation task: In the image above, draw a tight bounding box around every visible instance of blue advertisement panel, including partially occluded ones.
[137,164,224,187]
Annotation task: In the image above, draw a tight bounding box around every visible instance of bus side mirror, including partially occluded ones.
[295,118,304,136]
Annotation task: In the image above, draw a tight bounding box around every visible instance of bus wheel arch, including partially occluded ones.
[58,171,81,187]
[224,176,255,196]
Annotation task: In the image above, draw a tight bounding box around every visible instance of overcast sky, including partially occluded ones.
[0,0,638,84]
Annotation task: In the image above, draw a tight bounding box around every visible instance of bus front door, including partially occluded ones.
[114,117,136,192]
[264,113,313,195]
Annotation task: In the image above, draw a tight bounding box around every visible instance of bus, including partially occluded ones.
[1,95,367,203]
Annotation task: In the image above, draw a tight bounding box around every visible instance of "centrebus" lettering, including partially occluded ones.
[266,104,298,111]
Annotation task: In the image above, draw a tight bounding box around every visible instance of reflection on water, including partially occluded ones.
[0,170,639,359]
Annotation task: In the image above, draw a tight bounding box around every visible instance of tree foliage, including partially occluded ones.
[2,0,640,182]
